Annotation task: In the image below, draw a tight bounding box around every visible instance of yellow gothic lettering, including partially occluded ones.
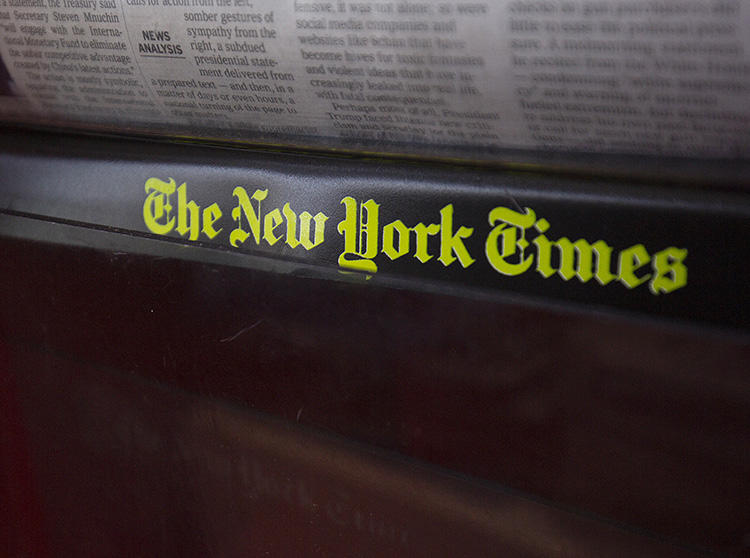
[283,203,328,250]
[618,244,651,289]
[176,183,200,241]
[382,220,410,261]
[532,218,616,285]
[412,222,440,263]
[143,178,223,241]
[337,198,475,273]
[438,204,475,268]
[484,205,687,294]
[338,197,380,273]
[143,177,177,235]
[202,203,223,239]
[142,178,688,297]
[485,207,536,276]
[230,187,267,247]
[263,208,284,245]
[231,186,328,251]
[650,247,688,294]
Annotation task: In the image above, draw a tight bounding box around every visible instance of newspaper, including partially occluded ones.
[1,0,749,159]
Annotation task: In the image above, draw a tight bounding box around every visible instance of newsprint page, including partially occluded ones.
[1,0,749,158]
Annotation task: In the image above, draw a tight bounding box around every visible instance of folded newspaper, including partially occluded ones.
[1,0,749,161]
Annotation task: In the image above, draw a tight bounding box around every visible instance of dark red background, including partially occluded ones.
[2,236,748,556]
